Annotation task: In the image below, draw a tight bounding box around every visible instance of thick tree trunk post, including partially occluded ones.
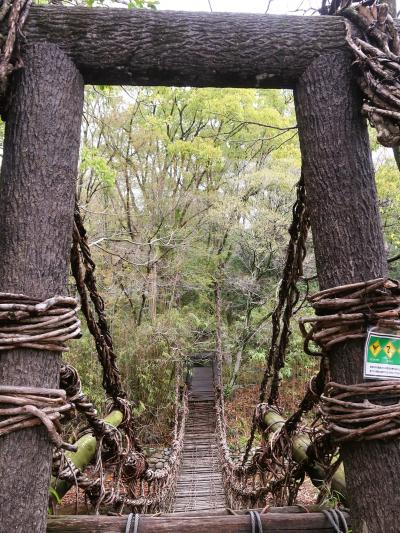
[0,44,83,532]
[387,0,400,172]
[295,50,398,532]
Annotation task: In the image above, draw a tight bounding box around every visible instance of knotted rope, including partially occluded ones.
[0,385,76,451]
[60,364,122,448]
[247,510,264,533]
[0,293,81,352]
[242,174,309,466]
[62,203,189,512]
[212,176,312,509]
[125,514,140,533]
[53,363,188,514]
[322,508,349,533]
[71,203,136,430]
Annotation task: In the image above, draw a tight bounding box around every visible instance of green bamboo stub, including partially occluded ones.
[52,410,123,499]
[263,410,346,501]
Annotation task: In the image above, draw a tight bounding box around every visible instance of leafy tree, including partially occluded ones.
[70,85,300,431]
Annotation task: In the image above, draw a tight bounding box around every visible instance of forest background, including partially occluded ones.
[52,0,400,452]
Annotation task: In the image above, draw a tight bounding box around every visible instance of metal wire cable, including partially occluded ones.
[322,509,348,533]
[247,510,264,533]
[125,513,140,533]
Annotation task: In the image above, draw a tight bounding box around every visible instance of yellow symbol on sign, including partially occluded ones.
[370,341,381,357]
[384,342,396,359]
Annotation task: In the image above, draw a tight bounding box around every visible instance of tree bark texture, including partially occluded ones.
[295,51,397,533]
[0,44,83,533]
[23,7,347,88]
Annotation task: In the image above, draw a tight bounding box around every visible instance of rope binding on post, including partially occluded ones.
[323,1,400,147]
[0,293,81,351]
[300,277,400,443]
[321,380,400,442]
[247,510,264,533]
[299,278,400,356]
[0,385,77,451]
[0,292,81,448]
[322,508,349,533]
[125,513,140,533]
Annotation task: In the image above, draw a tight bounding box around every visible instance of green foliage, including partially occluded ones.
[224,382,234,400]
[72,81,399,450]
[80,145,116,188]
[318,488,346,508]
[48,487,61,515]
[63,79,400,457]
[70,84,305,440]
[375,149,400,277]
[85,0,158,8]
[71,84,306,441]
[376,157,400,249]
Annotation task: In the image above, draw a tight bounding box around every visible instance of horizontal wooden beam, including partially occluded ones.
[24,7,347,88]
[47,510,351,532]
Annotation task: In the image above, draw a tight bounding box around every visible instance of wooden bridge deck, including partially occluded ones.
[173,365,227,512]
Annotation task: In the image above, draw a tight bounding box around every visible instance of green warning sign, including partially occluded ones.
[365,330,400,380]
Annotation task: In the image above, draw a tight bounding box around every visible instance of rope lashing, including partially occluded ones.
[323,1,400,147]
[0,295,80,449]
[322,508,349,533]
[321,381,400,442]
[125,514,140,533]
[241,174,309,468]
[247,510,264,533]
[300,278,400,443]
[0,293,81,352]
[299,278,400,357]
[0,385,76,451]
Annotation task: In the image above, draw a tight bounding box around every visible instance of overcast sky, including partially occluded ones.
[157,0,319,15]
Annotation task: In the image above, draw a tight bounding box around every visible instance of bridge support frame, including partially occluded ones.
[0,8,397,532]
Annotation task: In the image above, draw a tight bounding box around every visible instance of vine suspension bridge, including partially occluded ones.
[1,0,400,531]
[47,354,352,532]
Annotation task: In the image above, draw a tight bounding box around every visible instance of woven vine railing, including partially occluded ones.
[54,361,188,513]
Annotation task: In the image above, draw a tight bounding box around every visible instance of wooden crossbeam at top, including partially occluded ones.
[24,7,348,89]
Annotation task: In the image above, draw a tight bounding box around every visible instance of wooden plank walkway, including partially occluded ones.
[173,365,227,512]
